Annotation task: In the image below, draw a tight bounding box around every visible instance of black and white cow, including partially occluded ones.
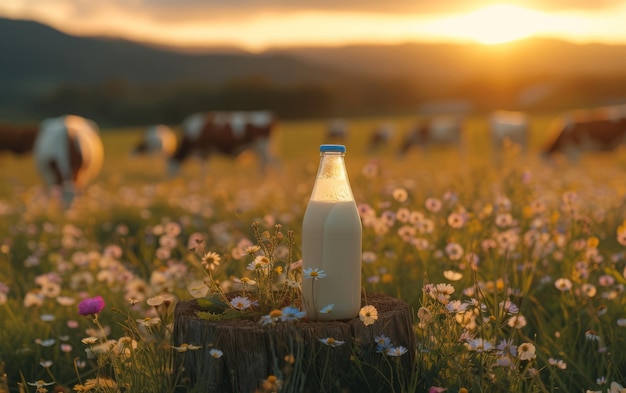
[168,111,278,176]
[543,106,626,161]
[33,115,104,206]
[398,116,464,156]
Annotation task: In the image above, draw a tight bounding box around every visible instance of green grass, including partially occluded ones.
[2,113,626,392]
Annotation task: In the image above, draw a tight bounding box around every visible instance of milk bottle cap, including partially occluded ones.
[320,144,346,153]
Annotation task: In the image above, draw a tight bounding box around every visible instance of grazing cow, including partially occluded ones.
[33,115,104,206]
[489,110,530,163]
[131,124,177,157]
[543,107,626,161]
[366,122,394,154]
[0,122,39,155]
[398,116,464,156]
[168,111,278,176]
[325,119,348,144]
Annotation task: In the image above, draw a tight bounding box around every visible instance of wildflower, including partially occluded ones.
[78,296,105,316]
[599,275,615,287]
[209,348,224,358]
[393,187,409,203]
[281,306,306,321]
[554,277,572,291]
[40,314,55,322]
[172,343,202,352]
[443,270,463,281]
[496,339,517,357]
[136,317,161,327]
[386,346,408,356]
[429,387,447,393]
[582,283,597,297]
[500,299,519,314]
[303,267,326,280]
[518,342,536,360]
[445,242,463,260]
[548,358,567,369]
[447,212,465,228]
[585,330,600,341]
[319,337,345,347]
[507,315,527,329]
[230,296,252,311]
[374,335,392,352]
[446,300,468,313]
[260,374,284,392]
[320,304,334,314]
[425,197,442,213]
[39,360,53,368]
[495,213,513,227]
[201,251,221,270]
[359,305,378,326]
[81,336,98,345]
[147,295,164,307]
[27,380,55,388]
[466,338,493,352]
[39,338,56,347]
[362,251,377,264]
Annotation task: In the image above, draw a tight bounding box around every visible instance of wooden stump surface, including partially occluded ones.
[173,293,415,393]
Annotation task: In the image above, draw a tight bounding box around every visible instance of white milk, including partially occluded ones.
[302,199,362,320]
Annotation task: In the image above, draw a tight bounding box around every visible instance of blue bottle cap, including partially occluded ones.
[319,144,346,153]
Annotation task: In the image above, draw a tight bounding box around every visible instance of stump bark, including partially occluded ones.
[173,293,415,393]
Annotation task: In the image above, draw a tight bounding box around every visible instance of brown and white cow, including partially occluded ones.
[131,124,177,157]
[398,116,464,156]
[0,122,39,156]
[543,106,626,161]
[489,110,530,163]
[168,111,278,176]
[33,115,104,206]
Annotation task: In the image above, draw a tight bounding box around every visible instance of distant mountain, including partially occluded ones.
[2,16,626,123]
[0,17,349,94]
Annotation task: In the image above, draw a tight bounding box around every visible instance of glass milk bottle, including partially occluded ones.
[302,144,362,320]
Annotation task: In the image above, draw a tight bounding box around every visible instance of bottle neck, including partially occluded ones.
[310,152,353,202]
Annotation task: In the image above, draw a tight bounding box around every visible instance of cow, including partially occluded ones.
[33,115,104,207]
[325,119,348,144]
[0,122,39,156]
[543,106,626,161]
[168,111,278,176]
[398,116,464,156]
[131,124,177,157]
[366,122,394,154]
[489,110,530,164]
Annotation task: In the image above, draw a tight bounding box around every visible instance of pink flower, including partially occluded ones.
[78,296,105,316]
[429,387,447,393]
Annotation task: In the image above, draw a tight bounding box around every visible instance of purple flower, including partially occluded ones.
[78,296,105,316]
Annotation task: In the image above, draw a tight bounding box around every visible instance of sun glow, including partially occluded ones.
[428,4,547,45]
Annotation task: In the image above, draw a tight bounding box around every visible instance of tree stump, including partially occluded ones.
[173,293,415,393]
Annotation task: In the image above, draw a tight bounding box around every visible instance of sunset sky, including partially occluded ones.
[2,0,626,51]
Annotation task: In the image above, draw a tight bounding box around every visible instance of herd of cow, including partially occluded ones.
[1,105,626,207]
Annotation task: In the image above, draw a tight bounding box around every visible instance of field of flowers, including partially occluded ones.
[1,114,626,393]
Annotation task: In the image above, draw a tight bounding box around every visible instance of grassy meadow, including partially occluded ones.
[1,113,626,393]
